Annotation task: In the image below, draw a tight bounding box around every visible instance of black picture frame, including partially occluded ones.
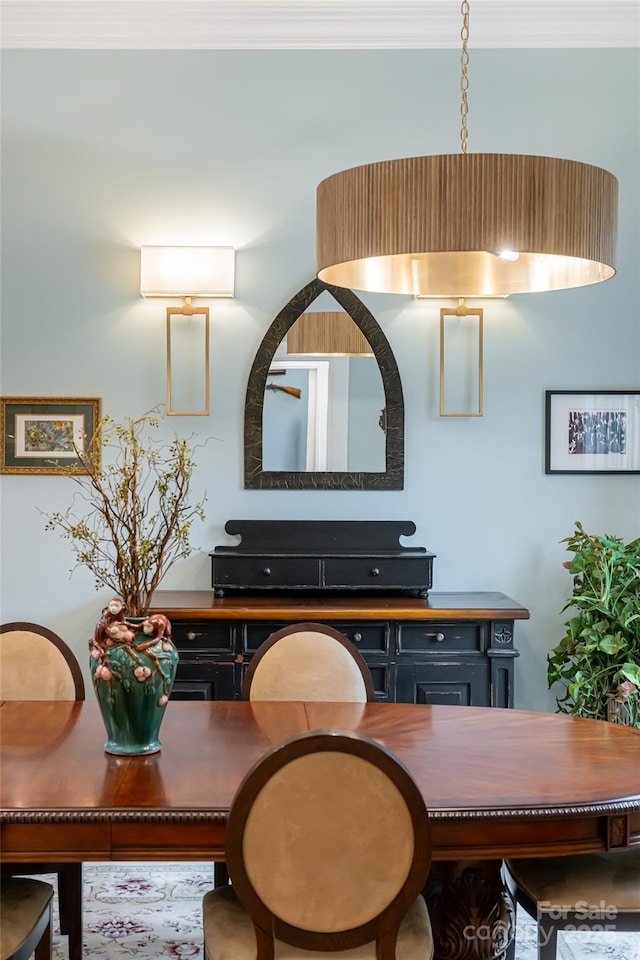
[545,390,640,475]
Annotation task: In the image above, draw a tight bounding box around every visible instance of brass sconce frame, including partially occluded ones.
[439,299,483,417]
[166,297,210,417]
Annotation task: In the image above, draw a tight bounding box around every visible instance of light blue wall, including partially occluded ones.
[1,49,638,710]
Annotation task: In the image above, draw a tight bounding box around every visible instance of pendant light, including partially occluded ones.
[316,1,618,298]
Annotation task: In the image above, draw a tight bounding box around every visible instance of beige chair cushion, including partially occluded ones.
[242,751,414,931]
[0,630,77,700]
[0,877,53,960]
[248,631,368,702]
[507,851,640,913]
[203,885,434,960]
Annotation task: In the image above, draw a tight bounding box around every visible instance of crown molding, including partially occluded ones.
[1,0,638,50]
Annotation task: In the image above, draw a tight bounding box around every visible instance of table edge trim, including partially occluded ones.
[2,799,639,824]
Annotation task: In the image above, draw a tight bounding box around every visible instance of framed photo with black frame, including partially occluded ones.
[0,397,101,474]
[545,390,640,475]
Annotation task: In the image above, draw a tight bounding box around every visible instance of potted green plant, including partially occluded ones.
[547,521,640,727]
[42,409,207,754]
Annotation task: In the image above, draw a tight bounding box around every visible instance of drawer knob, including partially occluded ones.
[370,567,380,577]
[425,632,445,642]
[263,567,272,576]
[352,632,363,643]
[186,632,196,641]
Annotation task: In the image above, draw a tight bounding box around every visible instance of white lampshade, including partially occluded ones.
[140,246,235,297]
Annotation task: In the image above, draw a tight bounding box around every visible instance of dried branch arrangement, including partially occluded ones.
[43,410,206,616]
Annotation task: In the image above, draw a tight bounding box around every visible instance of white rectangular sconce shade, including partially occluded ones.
[140,246,235,297]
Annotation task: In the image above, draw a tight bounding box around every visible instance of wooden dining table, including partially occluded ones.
[1,699,639,960]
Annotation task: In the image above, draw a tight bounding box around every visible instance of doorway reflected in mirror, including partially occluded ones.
[244,278,404,490]
[263,352,385,474]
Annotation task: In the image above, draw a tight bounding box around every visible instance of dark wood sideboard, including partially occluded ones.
[150,591,529,708]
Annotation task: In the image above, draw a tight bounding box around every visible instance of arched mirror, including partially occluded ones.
[244,278,404,489]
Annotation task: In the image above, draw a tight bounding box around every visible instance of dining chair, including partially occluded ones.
[241,621,375,702]
[503,850,640,960]
[0,621,86,960]
[0,877,54,960]
[203,729,434,960]
[211,621,374,889]
[208,621,375,888]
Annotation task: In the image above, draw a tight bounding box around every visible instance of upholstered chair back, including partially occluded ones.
[242,622,374,702]
[205,730,433,959]
[0,622,85,701]
[0,622,85,960]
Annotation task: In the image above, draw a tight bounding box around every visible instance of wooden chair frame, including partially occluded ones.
[1,877,54,960]
[0,622,85,960]
[503,858,640,960]
[241,621,375,701]
[223,729,432,958]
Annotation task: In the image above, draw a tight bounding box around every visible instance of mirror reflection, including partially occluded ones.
[244,278,404,490]
[263,303,386,473]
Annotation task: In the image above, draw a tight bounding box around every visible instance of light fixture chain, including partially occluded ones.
[460,0,470,155]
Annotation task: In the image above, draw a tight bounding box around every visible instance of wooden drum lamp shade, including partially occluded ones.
[287,311,374,357]
[316,153,618,298]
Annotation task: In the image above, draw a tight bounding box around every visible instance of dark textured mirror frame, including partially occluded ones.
[244,278,404,490]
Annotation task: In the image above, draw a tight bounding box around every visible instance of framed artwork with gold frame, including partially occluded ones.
[0,397,101,474]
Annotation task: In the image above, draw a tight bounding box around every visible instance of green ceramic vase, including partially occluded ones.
[90,610,179,756]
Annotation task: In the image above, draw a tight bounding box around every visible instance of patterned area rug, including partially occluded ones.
[32,862,639,960]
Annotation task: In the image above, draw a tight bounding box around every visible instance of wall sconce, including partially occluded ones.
[139,245,235,416]
[287,312,374,357]
[439,299,483,417]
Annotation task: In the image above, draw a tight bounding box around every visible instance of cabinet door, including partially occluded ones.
[172,661,237,701]
[364,662,393,702]
[396,661,489,707]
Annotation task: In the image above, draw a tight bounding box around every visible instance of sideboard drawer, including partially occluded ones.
[397,623,483,654]
[330,621,389,654]
[242,620,389,655]
[324,557,431,590]
[171,621,234,653]
[243,622,288,653]
[213,556,321,589]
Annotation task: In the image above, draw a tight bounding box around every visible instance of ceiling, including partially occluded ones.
[1,0,638,50]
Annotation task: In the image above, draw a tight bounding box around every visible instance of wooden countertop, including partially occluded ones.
[150,590,530,621]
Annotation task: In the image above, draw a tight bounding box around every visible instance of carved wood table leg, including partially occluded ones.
[425,860,515,960]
